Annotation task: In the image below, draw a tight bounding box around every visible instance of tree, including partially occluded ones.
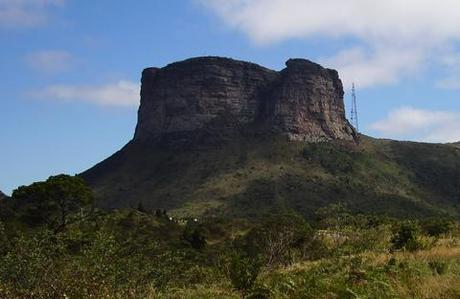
[12,174,94,231]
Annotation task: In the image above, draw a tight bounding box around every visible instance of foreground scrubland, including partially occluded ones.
[1,177,459,298]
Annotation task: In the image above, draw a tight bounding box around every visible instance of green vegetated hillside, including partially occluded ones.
[2,142,460,298]
[83,135,460,220]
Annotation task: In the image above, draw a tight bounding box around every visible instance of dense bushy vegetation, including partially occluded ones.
[1,175,459,298]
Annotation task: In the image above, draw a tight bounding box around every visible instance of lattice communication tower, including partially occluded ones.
[350,83,359,132]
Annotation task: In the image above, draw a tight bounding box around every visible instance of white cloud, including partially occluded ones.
[200,0,460,88]
[0,0,64,28]
[200,0,460,44]
[322,46,425,88]
[424,123,460,143]
[32,80,140,107]
[370,106,460,143]
[25,50,73,74]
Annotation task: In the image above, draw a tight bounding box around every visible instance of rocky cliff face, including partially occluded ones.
[134,57,356,145]
[268,59,353,141]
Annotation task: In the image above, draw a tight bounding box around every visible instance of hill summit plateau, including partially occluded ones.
[82,57,460,218]
[135,57,357,146]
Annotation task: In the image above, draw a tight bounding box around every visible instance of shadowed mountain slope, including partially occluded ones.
[82,134,460,219]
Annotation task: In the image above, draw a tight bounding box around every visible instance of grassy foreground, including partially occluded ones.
[150,238,460,299]
[1,202,459,298]
[150,245,460,299]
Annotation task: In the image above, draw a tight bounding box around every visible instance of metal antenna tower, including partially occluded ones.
[350,83,359,132]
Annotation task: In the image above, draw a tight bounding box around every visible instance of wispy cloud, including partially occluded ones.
[199,0,460,89]
[32,80,140,107]
[0,0,64,28]
[25,50,74,74]
[322,46,425,88]
[370,106,460,143]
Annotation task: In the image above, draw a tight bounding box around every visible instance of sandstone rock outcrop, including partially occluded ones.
[134,57,356,145]
[268,59,353,141]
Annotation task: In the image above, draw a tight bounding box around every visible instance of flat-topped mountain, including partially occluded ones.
[135,57,356,145]
[82,57,460,218]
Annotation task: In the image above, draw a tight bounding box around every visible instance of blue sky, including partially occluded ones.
[1,0,460,194]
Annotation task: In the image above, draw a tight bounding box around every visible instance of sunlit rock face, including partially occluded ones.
[134,56,356,146]
[264,58,355,142]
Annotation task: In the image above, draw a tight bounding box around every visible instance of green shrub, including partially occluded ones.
[244,210,313,267]
[183,221,207,250]
[347,256,366,283]
[246,285,272,299]
[422,218,455,237]
[0,222,8,254]
[391,221,422,251]
[303,237,330,260]
[345,225,392,253]
[428,260,449,275]
[228,253,261,293]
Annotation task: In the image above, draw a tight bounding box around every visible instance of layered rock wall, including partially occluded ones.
[134,57,356,145]
[268,59,353,141]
